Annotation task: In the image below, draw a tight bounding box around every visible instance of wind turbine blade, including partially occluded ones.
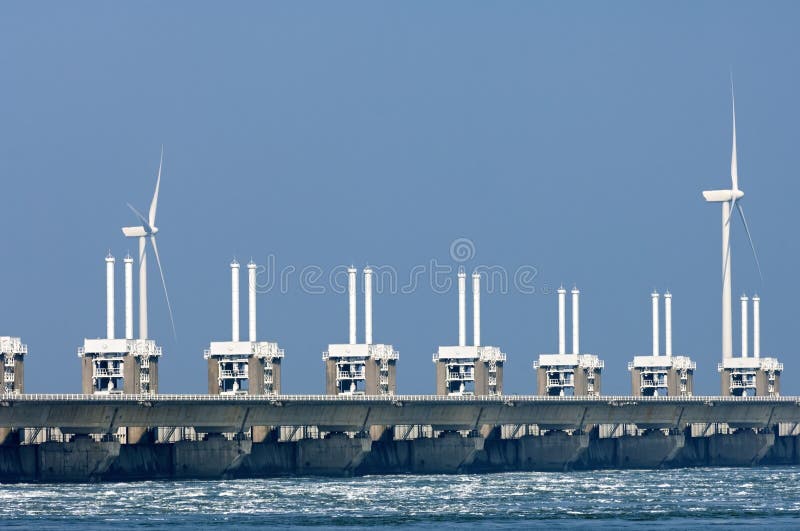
[736,202,763,282]
[127,203,152,232]
[725,197,736,227]
[149,146,163,228]
[149,235,177,340]
[731,83,739,191]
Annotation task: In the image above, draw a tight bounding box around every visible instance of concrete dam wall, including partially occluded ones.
[0,428,798,482]
[0,395,799,482]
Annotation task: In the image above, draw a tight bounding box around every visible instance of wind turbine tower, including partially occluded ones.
[702,89,782,396]
[79,151,175,409]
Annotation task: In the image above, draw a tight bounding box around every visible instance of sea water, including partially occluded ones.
[1,467,799,529]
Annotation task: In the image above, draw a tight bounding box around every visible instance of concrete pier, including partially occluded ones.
[0,396,798,481]
[0,429,796,481]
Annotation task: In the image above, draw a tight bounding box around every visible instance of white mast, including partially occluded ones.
[753,295,760,358]
[124,255,134,340]
[664,291,672,357]
[571,287,580,355]
[364,267,373,345]
[557,286,566,355]
[458,268,466,347]
[248,261,257,342]
[106,254,115,340]
[231,260,240,342]
[472,271,481,347]
[651,290,659,356]
[741,294,749,358]
[348,267,357,345]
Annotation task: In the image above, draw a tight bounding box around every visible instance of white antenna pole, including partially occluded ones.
[458,268,466,347]
[139,236,148,339]
[741,294,749,358]
[348,267,357,344]
[248,261,257,342]
[664,291,672,357]
[557,286,566,355]
[124,255,134,340]
[364,267,373,345]
[231,260,240,342]
[651,290,660,356]
[572,287,580,355]
[753,295,760,358]
[106,254,115,340]
[472,271,481,347]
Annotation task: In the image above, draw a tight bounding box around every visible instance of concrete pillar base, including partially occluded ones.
[125,427,154,445]
[37,436,120,481]
[517,430,589,471]
[614,430,685,468]
[407,431,484,473]
[705,429,775,466]
[296,433,372,476]
[173,435,252,478]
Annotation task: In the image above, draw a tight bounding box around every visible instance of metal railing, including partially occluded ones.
[337,370,365,380]
[219,370,248,379]
[93,367,123,377]
[2,393,800,405]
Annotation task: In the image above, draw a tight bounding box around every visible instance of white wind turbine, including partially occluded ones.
[121,147,176,340]
[702,86,762,359]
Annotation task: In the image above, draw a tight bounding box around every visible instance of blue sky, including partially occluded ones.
[1,1,799,394]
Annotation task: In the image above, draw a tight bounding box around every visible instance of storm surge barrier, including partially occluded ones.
[0,395,798,481]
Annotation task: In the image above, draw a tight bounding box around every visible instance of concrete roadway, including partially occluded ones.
[1,394,798,434]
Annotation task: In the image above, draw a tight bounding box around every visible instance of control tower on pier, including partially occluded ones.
[324,267,398,395]
[79,254,161,395]
[0,336,28,394]
[628,291,695,396]
[718,294,781,396]
[205,260,284,395]
[433,269,505,396]
[534,286,602,396]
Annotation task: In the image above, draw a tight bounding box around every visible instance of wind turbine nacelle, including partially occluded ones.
[702,189,744,202]
[122,226,148,238]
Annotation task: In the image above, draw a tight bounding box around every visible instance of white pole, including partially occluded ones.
[364,267,373,345]
[106,254,115,340]
[124,255,133,340]
[138,236,148,340]
[348,267,357,344]
[248,261,257,342]
[472,271,481,347]
[651,290,660,357]
[741,294,749,358]
[722,202,733,359]
[458,269,466,347]
[664,291,672,357]
[231,260,240,342]
[557,286,566,355]
[753,295,760,358]
[572,287,580,355]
